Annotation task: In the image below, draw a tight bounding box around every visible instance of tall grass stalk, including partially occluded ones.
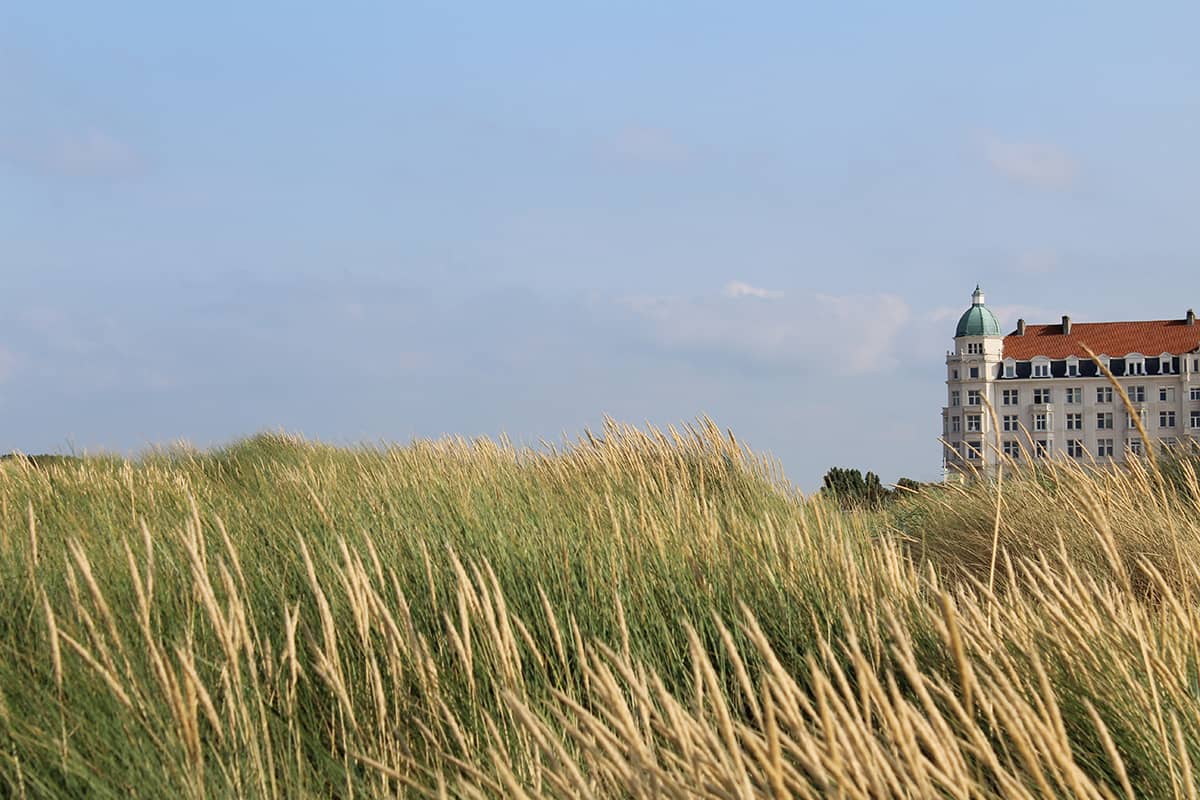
[0,419,1198,796]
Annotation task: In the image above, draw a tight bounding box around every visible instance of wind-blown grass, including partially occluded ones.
[0,419,1198,797]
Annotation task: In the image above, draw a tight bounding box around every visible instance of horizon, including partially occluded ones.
[6,3,1200,491]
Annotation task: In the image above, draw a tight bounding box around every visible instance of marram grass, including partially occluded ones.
[1,419,1199,797]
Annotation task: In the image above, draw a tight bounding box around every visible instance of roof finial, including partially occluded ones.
[972,285,985,306]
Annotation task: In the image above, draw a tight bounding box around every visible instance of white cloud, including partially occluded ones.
[990,304,1066,326]
[0,347,17,383]
[982,134,1076,190]
[2,129,144,179]
[1013,249,1059,275]
[723,281,782,300]
[622,287,911,375]
[609,127,688,164]
[926,306,962,324]
[46,129,143,178]
[924,303,1062,330]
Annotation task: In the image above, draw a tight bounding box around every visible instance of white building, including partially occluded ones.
[943,287,1200,473]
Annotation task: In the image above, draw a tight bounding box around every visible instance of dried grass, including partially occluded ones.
[0,420,1198,796]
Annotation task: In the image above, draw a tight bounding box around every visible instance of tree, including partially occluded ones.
[821,467,891,510]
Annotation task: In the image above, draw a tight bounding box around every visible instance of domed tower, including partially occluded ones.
[944,286,1005,474]
[955,285,1003,345]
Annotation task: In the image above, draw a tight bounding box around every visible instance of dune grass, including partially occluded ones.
[1,419,1199,797]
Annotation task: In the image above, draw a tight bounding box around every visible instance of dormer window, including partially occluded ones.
[1032,358,1051,378]
[1003,359,1016,378]
[1160,354,1175,373]
[1126,354,1145,376]
[1099,355,1111,372]
[1065,357,1080,377]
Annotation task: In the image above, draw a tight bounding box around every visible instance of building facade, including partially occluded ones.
[943,287,1200,473]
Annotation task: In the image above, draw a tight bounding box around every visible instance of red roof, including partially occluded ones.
[1002,320,1200,360]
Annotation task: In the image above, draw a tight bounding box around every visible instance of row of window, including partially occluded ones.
[957,437,1151,461]
[954,357,1200,380]
[949,409,1195,433]
[950,386,1200,407]
[1003,359,1178,378]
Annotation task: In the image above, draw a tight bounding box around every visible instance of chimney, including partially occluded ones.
[1016,318,1026,336]
[1062,315,1072,335]
[1188,309,1196,326]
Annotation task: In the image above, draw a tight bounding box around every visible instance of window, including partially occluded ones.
[951,391,960,407]
[1032,361,1050,377]
[1035,440,1049,458]
[969,366,980,379]
[1130,385,1145,402]
[1127,409,1147,428]
[1066,413,1082,430]
[1034,413,1049,431]
[1097,412,1113,429]
[1160,387,1176,403]
[1194,359,1199,372]
[1191,410,1200,429]
[951,416,961,433]
[1127,359,1145,375]
[1066,358,1080,377]
[1128,439,1143,456]
[966,414,982,432]
[1002,389,1019,406]
[1003,361,1015,378]
[1033,388,1052,404]
[967,390,981,406]
[1002,415,1019,432]
[965,441,981,460]
[1067,439,1085,458]
[1160,411,1176,428]
[1191,387,1200,401]
[1065,387,1082,404]
[1097,438,1114,457]
[964,342,983,355]
[1161,357,1175,374]
[951,368,959,380]
[1097,387,1113,404]
[1002,440,1020,459]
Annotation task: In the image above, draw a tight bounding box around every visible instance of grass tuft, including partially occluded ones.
[0,418,1198,796]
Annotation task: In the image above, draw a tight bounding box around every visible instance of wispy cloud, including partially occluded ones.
[622,287,910,374]
[2,129,145,179]
[46,129,144,178]
[1012,249,1059,275]
[608,127,688,164]
[990,304,1068,326]
[925,303,1062,329]
[0,347,18,383]
[723,281,782,300]
[982,134,1076,190]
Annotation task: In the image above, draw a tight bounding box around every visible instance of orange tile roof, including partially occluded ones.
[1002,319,1200,360]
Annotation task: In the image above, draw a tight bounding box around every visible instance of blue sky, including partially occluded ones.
[4,2,1200,489]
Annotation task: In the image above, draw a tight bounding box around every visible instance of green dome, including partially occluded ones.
[955,286,1002,337]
